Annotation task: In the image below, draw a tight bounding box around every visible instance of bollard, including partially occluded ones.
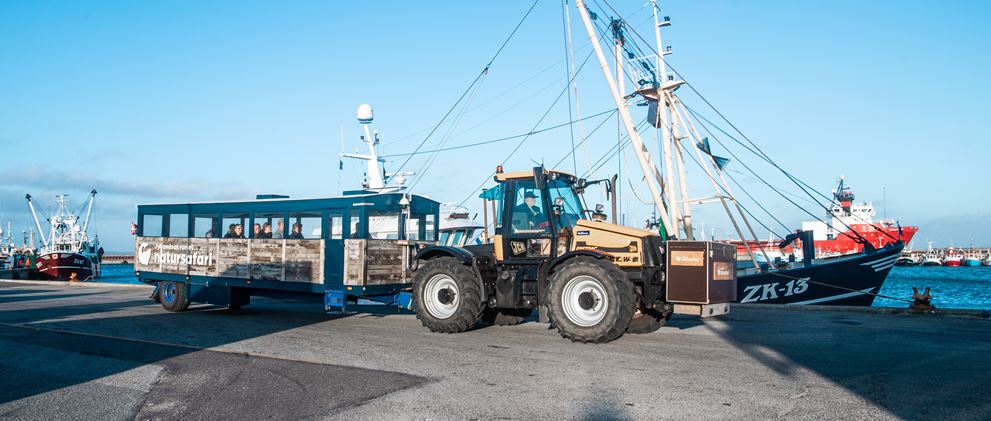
[910,287,935,313]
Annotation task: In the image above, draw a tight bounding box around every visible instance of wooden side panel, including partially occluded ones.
[343,239,366,286]
[342,239,410,286]
[365,240,407,286]
[250,239,284,281]
[218,240,250,278]
[133,236,323,284]
[285,240,323,284]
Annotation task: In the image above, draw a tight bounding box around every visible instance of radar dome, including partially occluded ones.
[357,104,373,123]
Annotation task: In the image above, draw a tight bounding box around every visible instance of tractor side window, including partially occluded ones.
[511,180,547,234]
[548,179,583,229]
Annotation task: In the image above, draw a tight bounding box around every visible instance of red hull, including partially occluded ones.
[735,224,918,258]
[944,260,961,267]
[34,252,95,281]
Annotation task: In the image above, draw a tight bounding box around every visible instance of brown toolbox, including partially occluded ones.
[665,241,738,304]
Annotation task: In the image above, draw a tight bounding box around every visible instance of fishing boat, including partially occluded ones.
[921,242,942,266]
[25,191,103,281]
[942,247,962,267]
[895,254,920,266]
[961,247,982,267]
[983,253,991,266]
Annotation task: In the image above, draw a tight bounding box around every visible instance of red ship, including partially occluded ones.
[799,177,917,257]
[735,177,917,263]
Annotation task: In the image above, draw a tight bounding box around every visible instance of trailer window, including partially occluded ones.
[221,213,248,239]
[255,212,285,239]
[193,215,219,238]
[425,214,436,241]
[142,214,163,237]
[168,214,189,238]
[328,213,343,240]
[289,212,321,239]
[368,210,400,239]
[349,208,362,239]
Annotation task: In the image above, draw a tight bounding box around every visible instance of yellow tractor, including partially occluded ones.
[413,167,736,343]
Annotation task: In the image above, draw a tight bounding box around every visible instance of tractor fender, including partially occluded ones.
[415,245,476,265]
[547,249,611,272]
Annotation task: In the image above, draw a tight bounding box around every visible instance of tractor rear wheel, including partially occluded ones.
[626,309,670,334]
[413,257,485,333]
[546,257,634,343]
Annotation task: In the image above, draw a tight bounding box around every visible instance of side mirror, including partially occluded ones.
[533,166,547,189]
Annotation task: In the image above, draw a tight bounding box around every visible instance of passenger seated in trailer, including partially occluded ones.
[253,223,262,238]
[224,224,244,239]
[259,222,273,238]
[288,222,305,240]
[273,220,284,239]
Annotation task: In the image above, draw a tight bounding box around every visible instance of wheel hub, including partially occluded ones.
[577,291,597,310]
[437,288,456,305]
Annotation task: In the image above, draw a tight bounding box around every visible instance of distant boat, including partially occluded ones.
[895,254,920,266]
[983,253,991,266]
[25,191,103,281]
[921,242,942,266]
[943,247,963,267]
[962,251,982,267]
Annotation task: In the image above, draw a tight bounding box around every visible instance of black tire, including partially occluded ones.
[413,257,485,333]
[546,257,635,343]
[481,307,534,326]
[159,281,190,312]
[626,309,670,334]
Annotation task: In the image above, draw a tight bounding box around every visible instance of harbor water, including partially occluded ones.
[98,264,991,310]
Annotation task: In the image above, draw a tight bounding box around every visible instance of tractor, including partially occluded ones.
[412,166,735,343]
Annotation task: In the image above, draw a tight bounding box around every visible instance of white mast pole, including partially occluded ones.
[81,190,97,237]
[24,195,48,248]
[574,0,675,237]
[651,0,678,234]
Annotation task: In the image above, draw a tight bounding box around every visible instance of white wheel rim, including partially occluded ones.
[423,274,459,319]
[561,275,608,327]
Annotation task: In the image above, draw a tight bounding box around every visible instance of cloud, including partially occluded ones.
[0,164,251,200]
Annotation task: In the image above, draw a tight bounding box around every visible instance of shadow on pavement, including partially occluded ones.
[712,309,991,420]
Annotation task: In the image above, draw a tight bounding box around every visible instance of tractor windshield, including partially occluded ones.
[547,179,583,229]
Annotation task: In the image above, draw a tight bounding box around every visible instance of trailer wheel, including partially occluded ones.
[546,257,634,343]
[626,309,670,334]
[159,281,190,312]
[413,257,484,333]
[481,308,533,326]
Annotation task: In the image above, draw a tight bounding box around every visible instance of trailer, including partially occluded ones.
[134,192,439,313]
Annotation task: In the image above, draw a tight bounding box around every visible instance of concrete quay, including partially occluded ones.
[0,280,989,420]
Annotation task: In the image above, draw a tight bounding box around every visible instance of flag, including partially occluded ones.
[713,156,730,171]
[697,137,712,155]
[339,160,344,170]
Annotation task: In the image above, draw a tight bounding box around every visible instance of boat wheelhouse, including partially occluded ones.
[134,192,439,311]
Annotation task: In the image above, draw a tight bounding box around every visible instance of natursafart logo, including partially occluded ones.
[137,243,153,265]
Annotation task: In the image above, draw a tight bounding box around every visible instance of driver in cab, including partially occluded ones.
[512,191,547,233]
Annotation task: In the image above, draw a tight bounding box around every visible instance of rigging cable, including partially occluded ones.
[389,0,540,181]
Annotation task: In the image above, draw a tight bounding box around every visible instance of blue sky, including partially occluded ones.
[1,0,988,251]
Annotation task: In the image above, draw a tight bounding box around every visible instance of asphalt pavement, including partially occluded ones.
[0,280,988,420]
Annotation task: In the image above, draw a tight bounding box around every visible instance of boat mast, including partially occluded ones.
[80,190,97,238]
[650,0,681,237]
[574,0,675,237]
[24,194,48,248]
